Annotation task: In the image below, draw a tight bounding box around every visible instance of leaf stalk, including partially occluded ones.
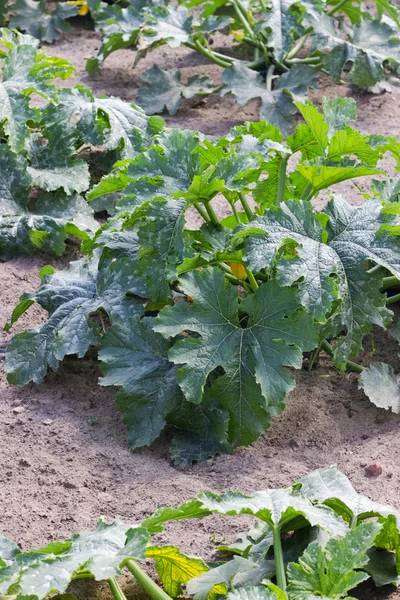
[239,191,253,220]
[108,577,128,600]
[272,526,287,590]
[124,559,173,600]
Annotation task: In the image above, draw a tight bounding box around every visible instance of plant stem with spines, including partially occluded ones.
[327,0,349,16]
[301,182,314,201]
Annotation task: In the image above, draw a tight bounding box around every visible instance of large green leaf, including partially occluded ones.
[134,197,187,302]
[136,66,214,115]
[155,268,318,447]
[359,363,400,413]
[197,488,347,536]
[0,29,75,151]
[222,64,318,134]
[298,466,400,523]
[99,316,183,449]
[146,545,209,597]
[5,246,146,386]
[243,197,400,362]
[0,520,149,598]
[0,145,96,257]
[311,14,400,88]
[139,5,193,50]
[263,0,304,62]
[9,0,78,43]
[287,522,381,598]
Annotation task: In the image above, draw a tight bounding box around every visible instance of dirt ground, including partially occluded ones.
[1,18,400,600]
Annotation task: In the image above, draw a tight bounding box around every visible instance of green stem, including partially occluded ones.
[124,560,173,600]
[321,340,363,374]
[350,515,358,530]
[194,202,210,222]
[382,275,400,290]
[276,155,288,206]
[327,0,349,16]
[301,182,314,202]
[285,28,312,60]
[285,57,322,65]
[239,191,253,220]
[108,577,128,600]
[243,36,266,51]
[387,293,400,305]
[186,41,232,68]
[233,0,254,38]
[272,526,287,591]
[245,267,259,291]
[232,201,240,224]
[205,202,220,225]
[266,64,275,91]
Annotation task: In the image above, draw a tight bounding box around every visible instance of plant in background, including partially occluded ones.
[0,468,399,599]
[4,95,400,464]
[85,0,400,130]
[0,29,164,258]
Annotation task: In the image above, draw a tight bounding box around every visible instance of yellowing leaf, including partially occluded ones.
[146,545,209,597]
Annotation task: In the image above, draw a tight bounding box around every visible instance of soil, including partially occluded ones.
[1,17,400,600]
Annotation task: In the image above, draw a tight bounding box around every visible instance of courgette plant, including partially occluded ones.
[0,468,399,600]
[85,0,400,131]
[5,95,400,464]
[0,28,163,258]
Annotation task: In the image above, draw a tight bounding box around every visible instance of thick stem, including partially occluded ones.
[108,577,128,600]
[327,0,349,16]
[239,191,253,220]
[245,267,259,291]
[266,64,275,91]
[382,275,400,290]
[272,526,287,591]
[205,202,220,225]
[285,28,312,60]
[194,202,210,222]
[124,560,173,600]
[276,155,288,206]
[232,201,240,224]
[233,0,254,38]
[321,340,363,374]
[301,182,314,202]
[186,41,232,68]
[285,57,322,65]
[387,293,400,305]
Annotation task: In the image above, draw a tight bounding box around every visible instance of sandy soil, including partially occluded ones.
[1,19,400,600]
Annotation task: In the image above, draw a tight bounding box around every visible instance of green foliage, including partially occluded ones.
[0,468,399,600]
[85,0,400,129]
[5,96,400,462]
[0,28,163,258]
[8,0,78,43]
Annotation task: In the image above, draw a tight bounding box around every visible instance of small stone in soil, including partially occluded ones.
[13,406,25,414]
[43,419,53,425]
[97,492,113,503]
[365,462,382,477]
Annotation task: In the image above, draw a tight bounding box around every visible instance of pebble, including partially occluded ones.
[13,406,25,414]
[97,492,113,503]
[365,462,382,477]
[43,419,53,426]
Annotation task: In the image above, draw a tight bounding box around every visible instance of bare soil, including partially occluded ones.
[1,19,400,600]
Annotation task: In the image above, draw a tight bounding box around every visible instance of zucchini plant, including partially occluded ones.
[0,468,399,599]
[86,0,400,131]
[4,96,400,464]
[0,28,163,258]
